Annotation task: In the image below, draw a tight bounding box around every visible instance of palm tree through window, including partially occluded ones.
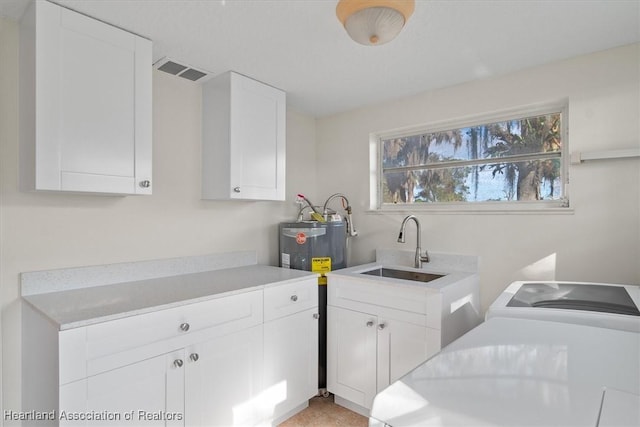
[379,106,566,207]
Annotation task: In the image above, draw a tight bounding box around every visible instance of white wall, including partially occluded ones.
[0,17,317,418]
[316,43,640,313]
[2,12,639,419]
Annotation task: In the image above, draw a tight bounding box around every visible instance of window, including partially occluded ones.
[374,103,568,211]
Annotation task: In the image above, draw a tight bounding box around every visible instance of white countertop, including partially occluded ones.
[21,250,259,296]
[23,264,316,330]
[327,250,479,292]
[329,249,478,292]
[327,260,477,293]
[370,317,640,427]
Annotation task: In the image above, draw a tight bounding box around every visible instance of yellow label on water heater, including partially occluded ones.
[312,257,332,273]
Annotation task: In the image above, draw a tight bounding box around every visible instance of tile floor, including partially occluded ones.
[278,395,368,427]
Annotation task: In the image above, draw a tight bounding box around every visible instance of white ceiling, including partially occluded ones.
[2,0,639,117]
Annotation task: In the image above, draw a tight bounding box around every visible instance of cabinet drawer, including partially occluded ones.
[85,290,263,364]
[328,276,430,319]
[264,278,317,321]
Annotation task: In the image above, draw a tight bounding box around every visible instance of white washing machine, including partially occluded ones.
[486,280,640,332]
[369,281,640,427]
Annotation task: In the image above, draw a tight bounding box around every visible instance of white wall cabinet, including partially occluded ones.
[23,277,318,426]
[202,71,285,201]
[326,276,441,414]
[19,0,152,195]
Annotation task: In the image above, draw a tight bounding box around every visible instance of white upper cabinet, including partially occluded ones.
[19,0,152,195]
[202,71,286,201]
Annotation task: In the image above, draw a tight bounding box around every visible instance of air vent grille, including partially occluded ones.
[158,61,187,75]
[179,68,207,81]
[153,57,211,83]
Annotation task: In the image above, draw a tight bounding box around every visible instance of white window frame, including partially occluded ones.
[369,100,571,214]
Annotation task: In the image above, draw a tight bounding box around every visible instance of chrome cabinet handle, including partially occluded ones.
[233,187,241,193]
[139,180,151,188]
[378,323,387,330]
[366,320,375,328]
[189,353,199,362]
[290,295,298,302]
[180,322,190,332]
[313,313,320,319]
[173,359,183,368]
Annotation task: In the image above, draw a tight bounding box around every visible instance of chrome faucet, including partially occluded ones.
[397,215,430,268]
[323,193,358,237]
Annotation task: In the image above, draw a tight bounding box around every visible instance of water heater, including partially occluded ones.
[279,220,346,395]
[279,221,346,271]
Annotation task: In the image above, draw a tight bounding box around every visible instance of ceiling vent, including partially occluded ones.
[153,57,211,83]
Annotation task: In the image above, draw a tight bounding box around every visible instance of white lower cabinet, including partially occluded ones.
[327,306,377,407]
[262,279,319,424]
[263,308,318,423]
[185,325,263,426]
[382,317,434,387]
[60,351,184,426]
[327,306,434,410]
[327,276,441,413]
[62,326,265,427]
[24,277,319,427]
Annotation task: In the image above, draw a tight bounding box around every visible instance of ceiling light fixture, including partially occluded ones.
[336,0,415,46]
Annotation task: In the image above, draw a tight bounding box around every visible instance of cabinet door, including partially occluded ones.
[26,1,152,194]
[184,325,263,426]
[61,350,184,426]
[327,306,377,408]
[263,308,319,423]
[376,318,430,392]
[229,73,285,201]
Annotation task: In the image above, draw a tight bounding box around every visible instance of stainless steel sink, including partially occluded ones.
[360,267,445,283]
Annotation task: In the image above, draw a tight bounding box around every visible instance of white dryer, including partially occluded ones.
[369,281,640,427]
